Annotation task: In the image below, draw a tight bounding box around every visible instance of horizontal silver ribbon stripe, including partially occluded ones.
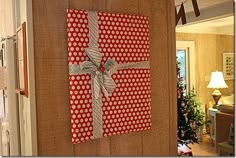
[69,61,150,75]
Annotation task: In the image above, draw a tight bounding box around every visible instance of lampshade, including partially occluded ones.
[207,71,228,89]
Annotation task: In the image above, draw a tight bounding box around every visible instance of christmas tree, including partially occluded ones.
[177,60,205,147]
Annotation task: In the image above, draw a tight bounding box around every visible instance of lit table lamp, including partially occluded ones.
[207,71,228,109]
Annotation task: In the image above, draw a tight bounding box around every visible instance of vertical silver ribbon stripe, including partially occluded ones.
[69,11,150,139]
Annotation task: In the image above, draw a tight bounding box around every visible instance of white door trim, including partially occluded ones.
[3,37,20,156]
[176,40,196,91]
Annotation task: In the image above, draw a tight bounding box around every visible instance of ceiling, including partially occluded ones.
[176,16,234,35]
[175,0,232,13]
[175,0,234,35]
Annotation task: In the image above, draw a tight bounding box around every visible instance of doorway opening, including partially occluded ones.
[176,14,234,157]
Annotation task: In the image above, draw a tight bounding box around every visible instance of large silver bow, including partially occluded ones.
[80,45,117,100]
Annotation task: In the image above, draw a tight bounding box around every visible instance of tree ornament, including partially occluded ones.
[190,122,193,128]
[183,113,188,123]
[177,90,181,98]
[181,130,185,137]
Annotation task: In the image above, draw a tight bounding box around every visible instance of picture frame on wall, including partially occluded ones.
[15,22,28,97]
[223,53,234,80]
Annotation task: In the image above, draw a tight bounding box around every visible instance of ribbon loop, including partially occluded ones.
[104,59,116,71]
[80,61,97,74]
[85,45,102,67]
[103,73,116,95]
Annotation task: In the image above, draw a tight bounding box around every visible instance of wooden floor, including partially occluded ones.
[189,134,218,156]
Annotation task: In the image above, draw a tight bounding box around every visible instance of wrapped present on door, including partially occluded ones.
[67,9,152,144]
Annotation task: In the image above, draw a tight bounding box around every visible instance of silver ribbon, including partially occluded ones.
[69,11,150,139]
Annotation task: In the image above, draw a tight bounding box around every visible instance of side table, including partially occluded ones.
[208,108,218,145]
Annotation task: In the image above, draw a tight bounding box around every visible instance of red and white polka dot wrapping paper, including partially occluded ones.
[67,9,152,144]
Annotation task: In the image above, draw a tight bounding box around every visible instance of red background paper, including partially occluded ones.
[67,9,151,144]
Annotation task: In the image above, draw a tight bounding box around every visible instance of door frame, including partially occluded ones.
[176,40,196,92]
[2,38,21,156]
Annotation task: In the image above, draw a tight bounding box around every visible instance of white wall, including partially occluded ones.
[15,0,38,156]
[0,0,19,156]
[0,0,15,37]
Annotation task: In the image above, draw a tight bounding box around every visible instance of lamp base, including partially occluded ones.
[212,104,220,110]
[212,89,221,109]
[212,94,221,104]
